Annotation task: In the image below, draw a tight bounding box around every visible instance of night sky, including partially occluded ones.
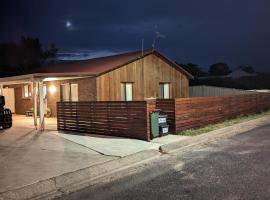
[1,0,270,72]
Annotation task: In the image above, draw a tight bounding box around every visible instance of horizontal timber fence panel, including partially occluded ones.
[57,101,151,141]
[156,93,270,133]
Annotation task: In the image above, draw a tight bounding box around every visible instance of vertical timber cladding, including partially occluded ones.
[96,54,189,101]
[57,101,150,141]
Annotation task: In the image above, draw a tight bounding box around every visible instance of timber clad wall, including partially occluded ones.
[96,54,189,101]
[57,101,150,141]
[156,93,270,133]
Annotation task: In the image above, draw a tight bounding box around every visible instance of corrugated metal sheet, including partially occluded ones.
[189,85,255,97]
[34,49,193,78]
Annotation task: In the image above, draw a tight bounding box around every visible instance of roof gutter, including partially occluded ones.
[0,72,96,83]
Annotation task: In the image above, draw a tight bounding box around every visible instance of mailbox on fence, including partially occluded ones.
[150,110,169,139]
[158,114,169,136]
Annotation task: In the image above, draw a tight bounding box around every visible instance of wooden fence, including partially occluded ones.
[156,99,176,133]
[156,93,270,132]
[57,93,270,141]
[57,101,151,141]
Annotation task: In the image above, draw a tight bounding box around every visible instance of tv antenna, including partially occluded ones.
[152,31,166,50]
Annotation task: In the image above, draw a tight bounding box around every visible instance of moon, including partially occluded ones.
[65,21,72,28]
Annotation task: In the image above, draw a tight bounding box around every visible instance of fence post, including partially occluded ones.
[146,99,157,141]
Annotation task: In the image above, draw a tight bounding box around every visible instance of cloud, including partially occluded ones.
[57,49,120,60]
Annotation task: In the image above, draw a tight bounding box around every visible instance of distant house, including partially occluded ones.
[225,69,256,79]
[0,49,193,117]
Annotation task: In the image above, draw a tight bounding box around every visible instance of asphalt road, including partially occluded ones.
[58,124,270,200]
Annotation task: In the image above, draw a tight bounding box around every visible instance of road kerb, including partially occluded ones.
[160,115,270,154]
[0,149,160,200]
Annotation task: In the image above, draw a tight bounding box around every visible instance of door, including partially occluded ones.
[3,88,15,113]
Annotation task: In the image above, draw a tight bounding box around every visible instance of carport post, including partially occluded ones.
[0,85,3,95]
[33,81,38,129]
[38,80,45,131]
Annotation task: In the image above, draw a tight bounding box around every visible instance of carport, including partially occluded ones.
[0,73,89,131]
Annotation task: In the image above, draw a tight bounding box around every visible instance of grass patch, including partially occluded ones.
[177,110,270,136]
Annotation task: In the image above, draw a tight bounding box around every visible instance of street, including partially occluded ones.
[57,124,270,200]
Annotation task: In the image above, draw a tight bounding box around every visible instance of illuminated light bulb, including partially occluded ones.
[48,85,57,94]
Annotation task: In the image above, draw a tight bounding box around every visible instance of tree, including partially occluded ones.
[177,62,205,78]
[209,63,230,76]
[0,36,57,76]
[43,43,58,63]
[237,65,255,73]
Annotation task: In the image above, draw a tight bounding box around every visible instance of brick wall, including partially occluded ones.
[8,77,97,117]
[14,86,33,115]
[46,77,97,117]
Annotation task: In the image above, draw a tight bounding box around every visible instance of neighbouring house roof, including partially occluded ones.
[0,49,193,83]
[35,49,193,78]
[226,69,256,79]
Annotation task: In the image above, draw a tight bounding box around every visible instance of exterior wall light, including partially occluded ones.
[48,85,57,94]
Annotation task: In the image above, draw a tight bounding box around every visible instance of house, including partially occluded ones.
[0,49,192,129]
[225,69,257,79]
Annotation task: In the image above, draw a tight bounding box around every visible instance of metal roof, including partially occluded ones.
[0,49,193,82]
[36,49,193,78]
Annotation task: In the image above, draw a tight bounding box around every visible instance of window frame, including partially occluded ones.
[70,83,79,102]
[121,82,133,101]
[43,85,47,99]
[159,82,170,99]
[60,83,79,102]
[22,84,32,99]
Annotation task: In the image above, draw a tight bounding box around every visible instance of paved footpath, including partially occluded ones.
[58,124,270,200]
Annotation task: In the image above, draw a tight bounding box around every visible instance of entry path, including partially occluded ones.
[53,132,188,157]
[59,124,270,200]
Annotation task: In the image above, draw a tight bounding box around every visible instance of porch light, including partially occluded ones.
[44,77,57,81]
[48,85,57,94]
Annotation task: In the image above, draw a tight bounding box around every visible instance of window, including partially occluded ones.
[121,83,133,101]
[70,83,78,101]
[23,85,31,98]
[159,83,170,99]
[43,85,47,99]
[60,83,78,101]
[60,83,70,101]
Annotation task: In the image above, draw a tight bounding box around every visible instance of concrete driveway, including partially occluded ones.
[12,114,188,157]
[53,132,188,157]
[12,114,57,130]
[0,115,188,194]
[0,126,117,193]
